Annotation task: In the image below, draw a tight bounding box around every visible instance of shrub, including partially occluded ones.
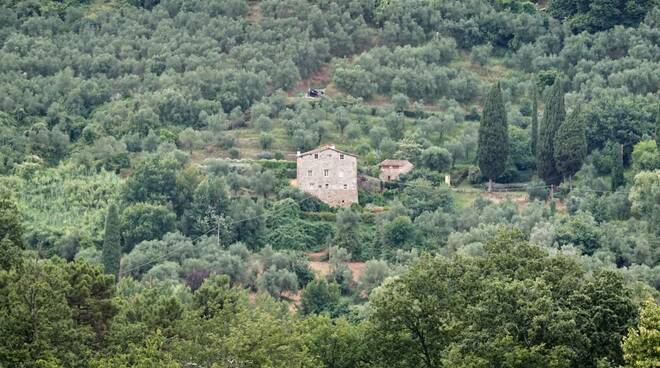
[527,179,548,201]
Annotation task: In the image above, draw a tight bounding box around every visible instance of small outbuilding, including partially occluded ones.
[379,159,414,182]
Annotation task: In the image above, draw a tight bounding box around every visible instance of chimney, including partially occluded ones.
[296,151,301,157]
[330,145,335,149]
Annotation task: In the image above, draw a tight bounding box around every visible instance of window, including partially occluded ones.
[318,185,322,188]
[343,184,347,190]
[309,183,314,188]
[314,154,318,159]
[387,176,391,180]
[325,184,329,189]
[324,169,329,177]
[307,170,312,177]
[340,154,344,159]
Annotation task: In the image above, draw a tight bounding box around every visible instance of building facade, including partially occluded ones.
[379,159,414,181]
[296,145,358,207]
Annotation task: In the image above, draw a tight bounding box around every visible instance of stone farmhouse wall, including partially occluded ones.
[379,161,414,181]
[296,147,358,207]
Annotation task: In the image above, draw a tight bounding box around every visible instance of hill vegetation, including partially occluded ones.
[0,0,659,367]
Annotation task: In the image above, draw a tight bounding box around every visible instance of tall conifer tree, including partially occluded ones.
[530,86,539,156]
[655,105,659,156]
[537,79,565,185]
[477,82,508,192]
[102,202,121,281]
[611,144,625,191]
[554,107,587,189]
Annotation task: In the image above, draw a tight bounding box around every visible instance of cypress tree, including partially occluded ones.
[655,105,659,155]
[554,107,587,189]
[477,82,509,192]
[102,202,121,281]
[530,86,539,156]
[611,144,625,191]
[537,79,565,185]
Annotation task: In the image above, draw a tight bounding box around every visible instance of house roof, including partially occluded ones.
[297,145,358,158]
[379,159,413,167]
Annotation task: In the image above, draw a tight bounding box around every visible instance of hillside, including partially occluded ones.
[0,0,659,367]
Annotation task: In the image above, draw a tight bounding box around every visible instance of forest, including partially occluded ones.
[0,0,659,367]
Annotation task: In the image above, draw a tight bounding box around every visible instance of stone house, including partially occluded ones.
[296,145,358,207]
[379,159,414,181]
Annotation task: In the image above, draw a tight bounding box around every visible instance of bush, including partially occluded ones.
[527,179,548,201]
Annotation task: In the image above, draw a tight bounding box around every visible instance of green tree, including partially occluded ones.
[0,194,24,270]
[303,316,367,368]
[335,107,351,135]
[385,113,405,140]
[611,144,625,191]
[124,155,180,205]
[300,278,341,316]
[628,170,660,235]
[381,216,416,252]
[477,82,508,191]
[120,203,177,252]
[392,93,409,112]
[554,107,587,188]
[420,146,452,172]
[655,106,660,154]
[531,85,539,156]
[178,128,201,154]
[631,140,659,171]
[334,208,361,257]
[259,132,273,150]
[622,299,660,368]
[0,258,90,366]
[367,228,637,368]
[91,332,179,368]
[65,261,118,342]
[537,79,565,186]
[102,203,121,280]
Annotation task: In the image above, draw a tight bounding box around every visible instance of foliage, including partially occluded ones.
[629,170,660,235]
[530,84,539,156]
[421,146,453,172]
[537,79,565,185]
[367,228,638,368]
[120,203,177,252]
[0,258,117,366]
[300,278,341,316]
[611,144,626,191]
[622,299,660,368]
[548,0,657,32]
[0,1,658,366]
[102,202,121,280]
[554,107,587,180]
[632,140,659,171]
[478,83,509,185]
[0,193,24,270]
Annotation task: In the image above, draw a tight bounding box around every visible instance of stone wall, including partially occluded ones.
[297,148,358,207]
[379,162,414,181]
